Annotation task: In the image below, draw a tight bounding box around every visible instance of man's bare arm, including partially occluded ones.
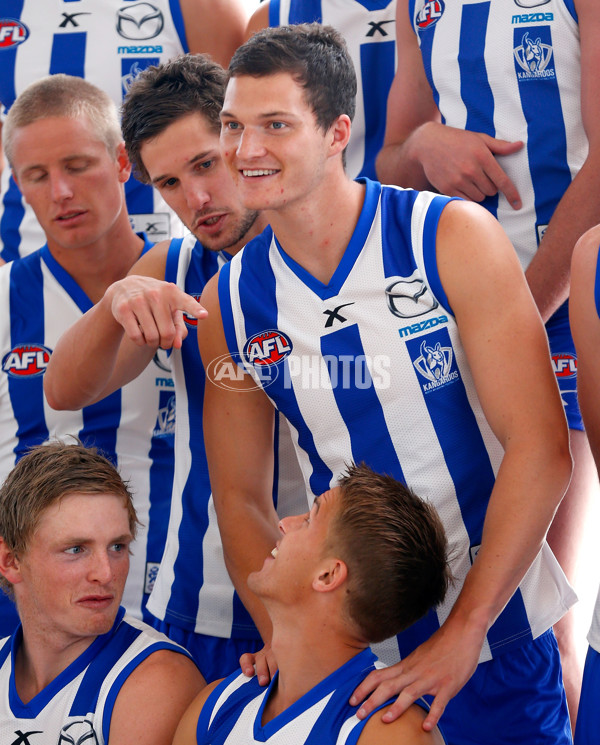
[180,0,247,67]
[351,201,572,729]
[570,224,600,469]
[109,650,205,745]
[199,274,281,646]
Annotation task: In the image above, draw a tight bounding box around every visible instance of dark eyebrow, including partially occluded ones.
[151,150,215,185]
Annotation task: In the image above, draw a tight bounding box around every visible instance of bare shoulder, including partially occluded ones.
[108,649,205,745]
[246,2,269,40]
[128,239,170,280]
[572,223,600,276]
[173,679,223,745]
[358,703,446,745]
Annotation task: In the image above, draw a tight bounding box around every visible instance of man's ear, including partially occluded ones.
[313,557,348,593]
[0,538,22,587]
[115,142,133,184]
[327,114,352,159]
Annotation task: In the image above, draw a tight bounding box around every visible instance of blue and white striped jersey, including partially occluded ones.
[408,0,583,272]
[0,0,189,261]
[195,648,443,745]
[0,240,175,632]
[0,607,190,744]
[218,178,575,664]
[269,0,396,181]
[147,235,308,639]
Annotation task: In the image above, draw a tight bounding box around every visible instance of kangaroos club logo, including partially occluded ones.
[2,344,52,378]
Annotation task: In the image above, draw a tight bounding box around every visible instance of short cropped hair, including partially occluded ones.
[2,74,122,167]
[121,53,227,183]
[0,441,137,596]
[332,463,450,643]
[228,23,357,133]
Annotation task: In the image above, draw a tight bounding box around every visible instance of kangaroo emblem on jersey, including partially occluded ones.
[414,341,452,383]
[514,31,554,78]
[513,0,551,7]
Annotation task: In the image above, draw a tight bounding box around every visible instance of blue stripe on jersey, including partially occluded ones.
[594,245,600,319]
[459,3,492,135]
[268,0,280,26]
[397,608,441,659]
[486,589,532,652]
[231,239,334,497]
[273,179,380,301]
[8,255,49,459]
[69,609,138,716]
[320,324,406,483]
[380,186,420,278]
[168,0,189,52]
[165,237,184,283]
[0,176,26,263]
[289,0,323,25]
[50,32,86,77]
[0,0,23,106]
[359,40,395,180]
[124,177,155,215]
[562,0,577,23]
[421,195,454,314]
[405,326,494,542]
[458,3,498,220]
[414,8,442,116]
[40,245,92,313]
[513,24,571,231]
[0,636,11,670]
[38,247,124,460]
[101,641,189,742]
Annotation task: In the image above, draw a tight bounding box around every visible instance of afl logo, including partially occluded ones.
[2,344,52,378]
[183,294,202,327]
[416,0,445,29]
[116,3,164,40]
[552,353,577,379]
[244,330,293,366]
[0,19,29,49]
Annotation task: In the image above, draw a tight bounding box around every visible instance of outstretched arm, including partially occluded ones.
[44,243,206,410]
[376,0,522,207]
[351,201,572,730]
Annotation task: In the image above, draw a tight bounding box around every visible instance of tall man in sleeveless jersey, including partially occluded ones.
[173,464,449,745]
[196,25,574,744]
[568,224,600,745]
[44,55,307,683]
[377,1,600,720]
[0,441,203,745]
[247,0,397,181]
[0,0,248,262]
[0,74,175,635]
